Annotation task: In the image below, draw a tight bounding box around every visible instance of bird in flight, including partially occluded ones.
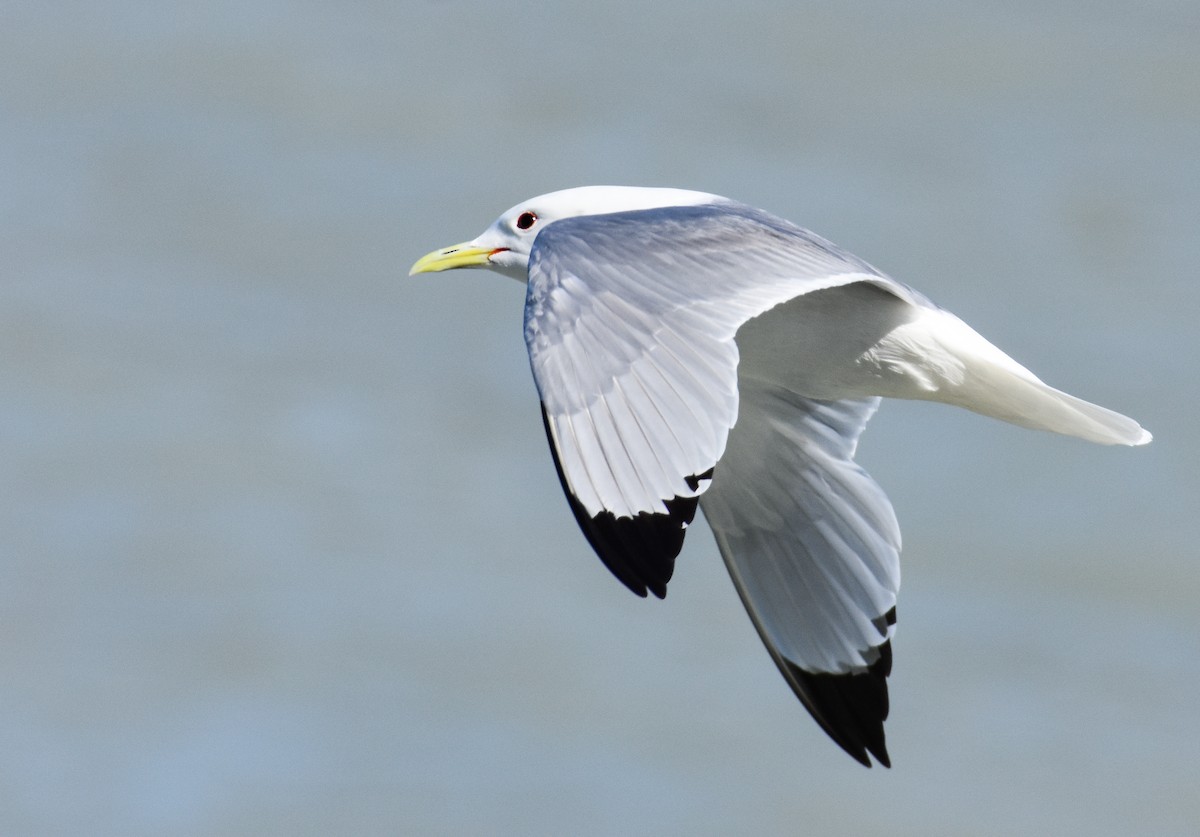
[410,186,1151,767]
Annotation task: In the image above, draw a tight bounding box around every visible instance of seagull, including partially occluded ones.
[410,186,1151,767]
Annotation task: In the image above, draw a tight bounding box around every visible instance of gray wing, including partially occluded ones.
[699,384,900,767]
[524,202,914,598]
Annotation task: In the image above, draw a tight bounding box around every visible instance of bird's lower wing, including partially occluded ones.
[699,387,900,767]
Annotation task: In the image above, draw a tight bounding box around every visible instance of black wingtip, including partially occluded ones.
[777,608,897,768]
[557,493,692,599]
[540,405,704,598]
[788,660,892,768]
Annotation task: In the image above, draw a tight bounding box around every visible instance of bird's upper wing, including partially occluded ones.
[698,385,900,766]
[523,202,917,597]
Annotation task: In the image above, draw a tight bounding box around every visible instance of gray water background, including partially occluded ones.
[2,2,1197,834]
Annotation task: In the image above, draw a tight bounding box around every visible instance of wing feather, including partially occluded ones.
[699,386,900,766]
[525,202,910,524]
[524,201,911,761]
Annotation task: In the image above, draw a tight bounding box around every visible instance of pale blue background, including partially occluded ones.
[2,2,1196,834]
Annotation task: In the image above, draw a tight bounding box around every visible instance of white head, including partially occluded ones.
[410,186,722,280]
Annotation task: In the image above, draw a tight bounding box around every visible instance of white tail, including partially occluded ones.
[953,365,1152,446]
[874,308,1152,446]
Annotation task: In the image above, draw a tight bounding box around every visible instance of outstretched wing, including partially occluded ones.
[523,203,906,597]
[699,385,900,766]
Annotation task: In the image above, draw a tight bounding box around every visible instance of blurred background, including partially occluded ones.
[1,2,1196,834]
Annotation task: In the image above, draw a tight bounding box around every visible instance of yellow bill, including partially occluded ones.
[409,243,497,275]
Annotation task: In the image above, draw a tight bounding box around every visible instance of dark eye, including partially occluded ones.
[515,211,537,231]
